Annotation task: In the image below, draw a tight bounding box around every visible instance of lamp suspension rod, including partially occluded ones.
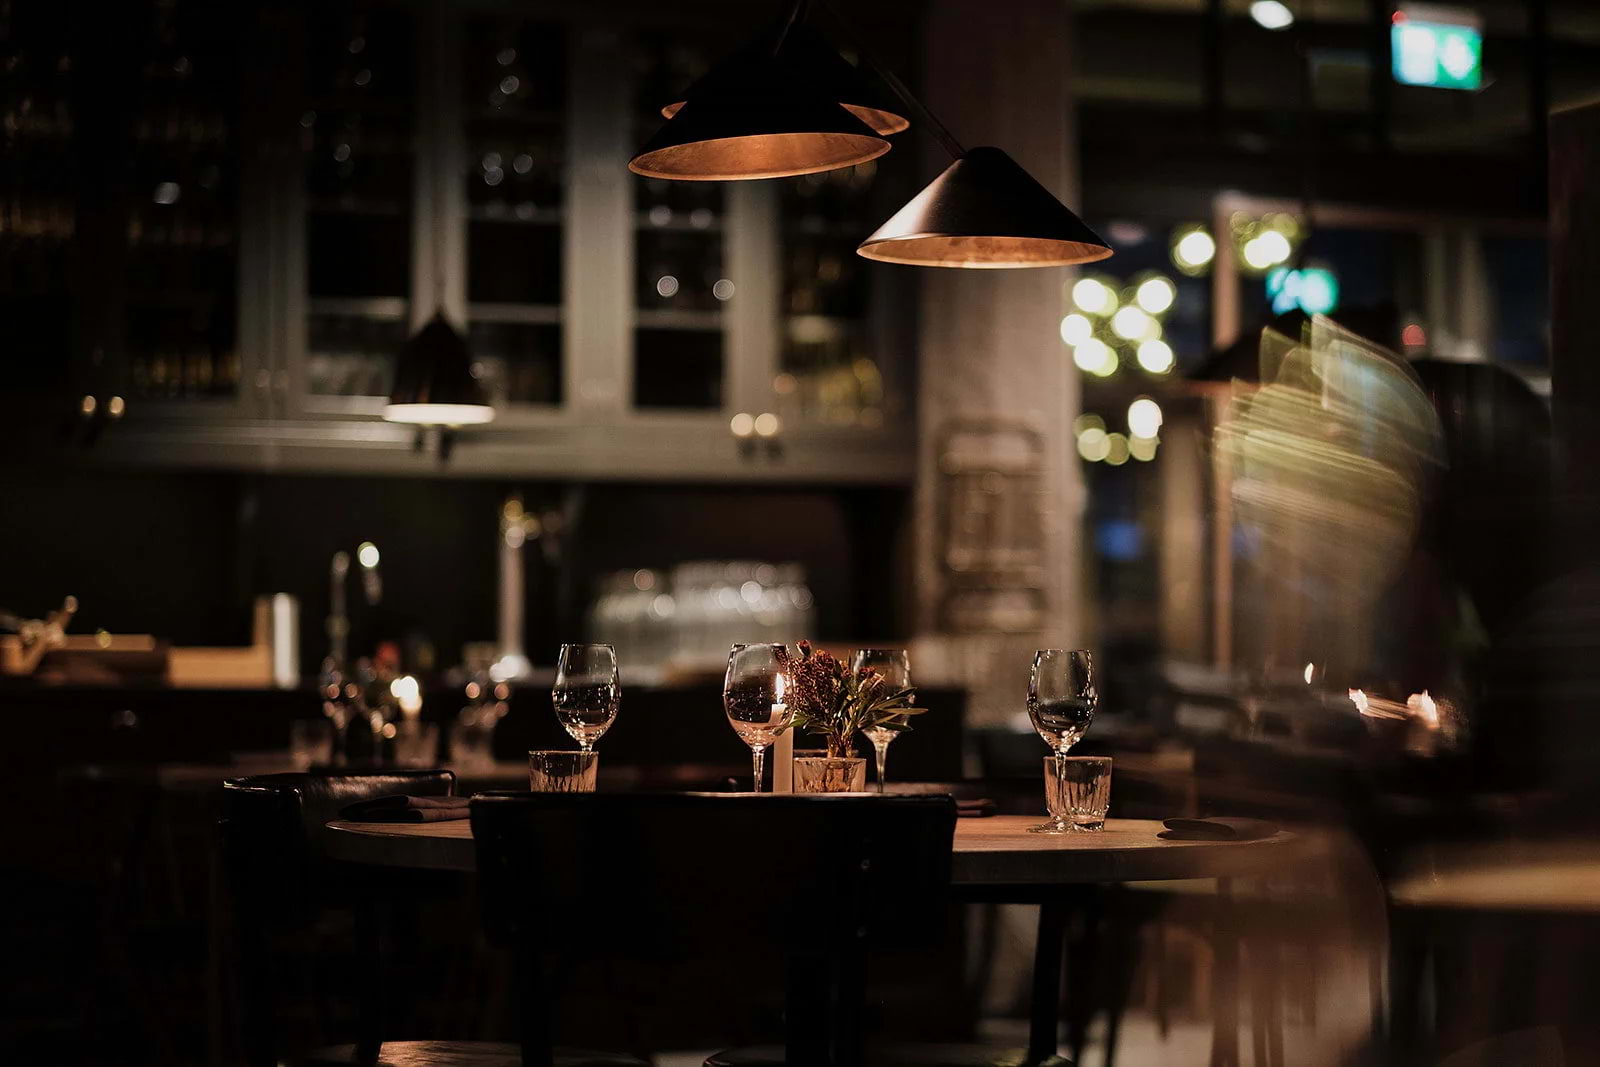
[429,1,448,314]
[812,0,966,159]
[772,0,809,57]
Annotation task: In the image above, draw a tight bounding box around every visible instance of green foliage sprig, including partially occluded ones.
[783,640,923,759]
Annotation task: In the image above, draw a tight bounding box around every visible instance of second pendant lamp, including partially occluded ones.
[857,147,1113,269]
[629,0,1112,269]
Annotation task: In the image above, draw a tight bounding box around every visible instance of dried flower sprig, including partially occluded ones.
[782,640,923,758]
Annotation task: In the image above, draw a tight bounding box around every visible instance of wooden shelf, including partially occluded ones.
[466,204,563,225]
[308,297,409,321]
[634,308,723,331]
[468,303,562,325]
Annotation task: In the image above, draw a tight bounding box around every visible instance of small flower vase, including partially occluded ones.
[793,756,867,793]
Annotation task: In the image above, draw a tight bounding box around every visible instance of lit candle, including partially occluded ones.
[772,701,792,793]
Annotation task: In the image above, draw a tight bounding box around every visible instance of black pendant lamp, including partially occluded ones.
[661,21,908,137]
[857,146,1113,269]
[630,65,888,181]
[384,92,494,429]
[634,0,1111,269]
[383,313,494,426]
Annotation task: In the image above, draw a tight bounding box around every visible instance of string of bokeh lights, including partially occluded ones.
[1064,216,1310,466]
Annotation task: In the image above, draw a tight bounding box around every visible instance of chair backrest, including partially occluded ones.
[218,770,457,1067]
[221,770,455,911]
[471,792,957,1065]
[472,791,956,958]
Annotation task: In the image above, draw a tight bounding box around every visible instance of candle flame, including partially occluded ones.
[1350,688,1409,720]
[1304,662,1315,684]
[390,674,422,715]
[1408,690,1440,730]
[1351,686,1444,727]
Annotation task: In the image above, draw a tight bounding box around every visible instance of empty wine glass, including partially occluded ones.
[723,643,792,792]
[552,644,619,752]
[852,648,911,793]
[1028,649,1096,833]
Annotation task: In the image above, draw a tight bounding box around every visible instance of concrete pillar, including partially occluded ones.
[911,0,1085,727]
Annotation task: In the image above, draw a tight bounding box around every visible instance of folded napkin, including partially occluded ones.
[341,795,471,823]
[956,797,996,818]
[1159,817,1278,841]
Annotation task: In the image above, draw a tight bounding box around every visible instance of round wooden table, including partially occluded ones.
[325,812,1292,1067]
[324,814,1291,886]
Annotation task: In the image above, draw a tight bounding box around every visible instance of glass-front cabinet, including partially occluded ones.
[629,29,726,413]
[0,0,254,424]
[88,0,913,481]
[296,2,414,416]
[460,14,565,412]
[776,163,904,431]
[120,0,243,410]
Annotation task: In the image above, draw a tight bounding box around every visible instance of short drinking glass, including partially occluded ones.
[552,644,619,751]
[723,643,792,792]
[289,719,334,769]
[393,720,440,768]
[1045,756,1112,832]
[1028,649,1097,833]
[528,750,598,792]
[851,648,911,793]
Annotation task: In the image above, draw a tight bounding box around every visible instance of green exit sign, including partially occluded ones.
[1392,5,1482,90]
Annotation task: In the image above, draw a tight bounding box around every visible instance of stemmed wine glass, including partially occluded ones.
[1027,649,1096,833]
[723,643,792,792]
[852,648,911,793]
[551,644,620,752]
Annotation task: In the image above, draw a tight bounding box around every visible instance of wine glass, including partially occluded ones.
[851,648,911,793]
[723,643,792,792]
[551,644,619,752]
[1028,649,1096,833]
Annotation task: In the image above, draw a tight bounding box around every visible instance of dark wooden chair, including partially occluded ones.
[471,791,966,1067]
[221,771,644,1067]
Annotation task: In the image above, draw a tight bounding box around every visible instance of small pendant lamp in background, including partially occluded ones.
[384,95,489,428]
[385,4,494,432]
[382,313,495,426]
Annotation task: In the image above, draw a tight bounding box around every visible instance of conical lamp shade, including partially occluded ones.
[383,312,495,425]
[630,62,889,181]
[662,23,909,137]
[857,146,1113,268]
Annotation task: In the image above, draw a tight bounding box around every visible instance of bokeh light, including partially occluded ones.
[1111,305,1155,341]
[1250,0,1295,30]
[1243,229,1293,270]
[1173,228,1215,272]
[1059,312,1093,346]
[1072,338,1117,377]
[1128,397,1164,439]
[1135,276,1176,314]
[1077,427,1111,462]
[1137,339,1175,374]
[1071,277,1116,315]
